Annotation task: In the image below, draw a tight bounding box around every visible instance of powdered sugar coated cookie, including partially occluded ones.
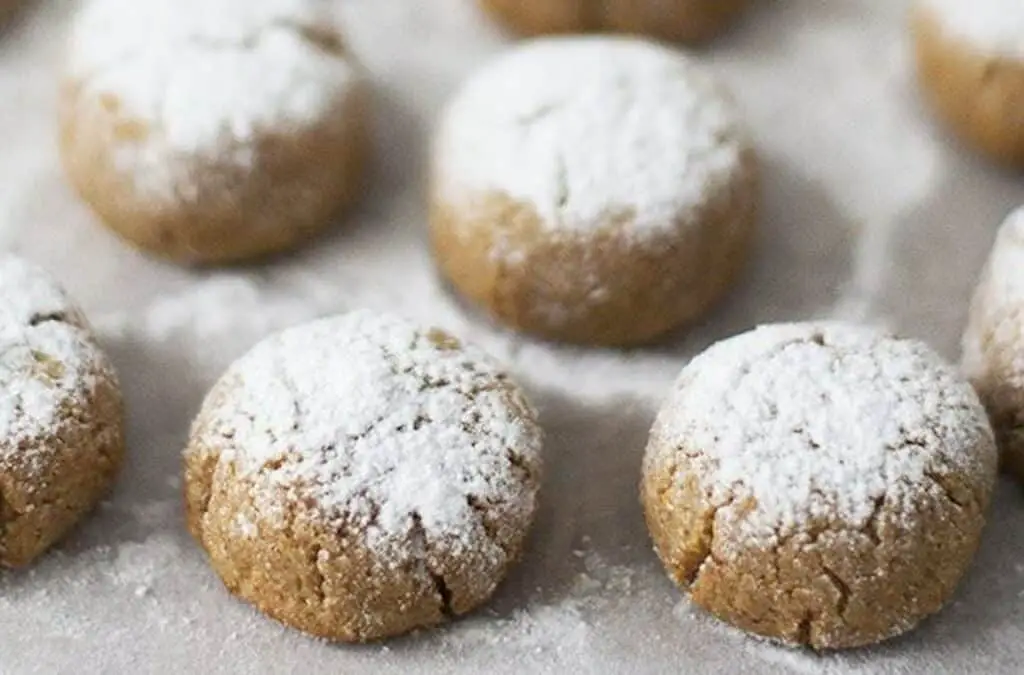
[643,322,996,648]
[185,310,542,641]
[60,0,371,263]
[0,255,124,567]
[431,36,757,345]
[962,206,1024,479]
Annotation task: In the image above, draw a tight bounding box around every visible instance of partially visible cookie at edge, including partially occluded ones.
[912,0,1024,165]
[478,0,749,44]
[962,206,1024,479]
[0,255,124,568]
[642,322,997,649]
[430,36,757,346]
[184,310,543,642]
[59,0,372,264]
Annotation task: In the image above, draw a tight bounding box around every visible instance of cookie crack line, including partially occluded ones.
[862,495,884,546]
[684,495,735,588]
[553,152,569,214]
[921,470,969,509]
[505,448,538,483]
[431,570,455,619]
[821,564,852,618]
[410,512,454,618]
[0,482,11,559]
[273,349,305,434]
[27,310,72,327]
[309,545,326,604]
[465,494,512,559]
[796,611,814,646]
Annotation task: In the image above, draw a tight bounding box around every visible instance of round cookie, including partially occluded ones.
[478,0,748,44]
[184,311,543,641]
[430,37,757,346]
[641,322,997,649]
[912,0,1024,165]
[962,207,1024,480]
[59,0,371,265]
[0,256,124,568]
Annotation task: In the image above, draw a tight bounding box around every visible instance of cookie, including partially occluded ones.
[478,0,748,44]
[59,0,371,265]
[184,311,543,642]
[913,0,1024,165]
[0,256,124,568]
[641,322,997,649]
[962,207,1024,480]
[430,37,757,346]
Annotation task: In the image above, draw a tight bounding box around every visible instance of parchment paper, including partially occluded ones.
[1,1,1023,673]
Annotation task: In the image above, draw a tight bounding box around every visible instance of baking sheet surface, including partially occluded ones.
[1,1,1023,673]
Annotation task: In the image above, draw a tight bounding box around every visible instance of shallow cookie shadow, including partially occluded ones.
[0,330,210,588]
[482,389,663,616]
[433,156,859,361]
[659,156,858,355]
[273,83,431,275]
[875,163,1022,360]
[70,332,210,553]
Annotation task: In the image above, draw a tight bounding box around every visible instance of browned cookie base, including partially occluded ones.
[479,0,749,44]
[58,78,371,266]
[1,366,124,568]
[430,152,757,347]
[186,457,536,642]
[641,451,989,649]
[184,321,542,642]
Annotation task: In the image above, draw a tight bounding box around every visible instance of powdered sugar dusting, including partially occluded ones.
[0,256,109,470]
[68,0,359,198]
[649,322,996,547]
[961,207,1024,405]
[969,206,1024,302]
[922,0,1024,58]
[434,36,747,243]
[190,310,542,560]
[2,0,1021,671]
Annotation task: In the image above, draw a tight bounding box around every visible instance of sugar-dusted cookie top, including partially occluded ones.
[434,36,748,243]
[68,0,360,197]
[922,0,1024,58]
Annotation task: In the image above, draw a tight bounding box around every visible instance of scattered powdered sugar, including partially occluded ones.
[0,1,1020,672]
[0,255,107,468]
[68,0,360,197]
[922,0,1024,58]
[94,274,330,374]
[649,322,996,547]
[433,36,747,242]
[192,310,542,560]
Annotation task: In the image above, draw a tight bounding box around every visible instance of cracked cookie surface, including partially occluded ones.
[0,255,124,568]
[962,206,1024,480]
[184,310,543,641]
[430,36,757,345]
[477,0,748,44]
[641,322,997,649]
[59,0,371,264]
